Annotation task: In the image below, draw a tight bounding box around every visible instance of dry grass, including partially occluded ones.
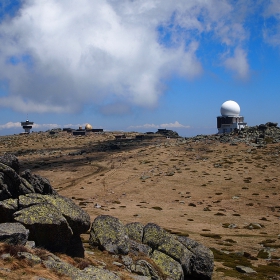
[0,243,71,280]
[0,131,280,279]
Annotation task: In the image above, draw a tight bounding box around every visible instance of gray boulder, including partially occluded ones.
[18,193,47,208]
[151,250,183,280]
[18,177,35,195]
[130,259,162,280]
[128,239,152,256]
[143,223,193,276]
[18,193,90,235]
[0,162,21,200]
[0,222,29,245]
[0,153,20,174]
[125,222,144,243]
[89,215,130,255]
[20,169,57,195]
[0,162,56,201]
[177,236,214,280]
[0,198,18,223]
[13,202,73,253]
[43,194,90,235]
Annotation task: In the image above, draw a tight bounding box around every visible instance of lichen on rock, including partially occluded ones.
[13,202,73,252]
[89,215,129,255]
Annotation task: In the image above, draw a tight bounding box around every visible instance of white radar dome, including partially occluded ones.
[220,100,240,116]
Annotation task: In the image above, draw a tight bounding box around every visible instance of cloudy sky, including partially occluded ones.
[0,0,280,136]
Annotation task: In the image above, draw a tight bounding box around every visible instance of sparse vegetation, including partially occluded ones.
[1,130,280,280]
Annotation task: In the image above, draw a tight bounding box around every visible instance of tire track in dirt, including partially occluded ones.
[56,164,108,191]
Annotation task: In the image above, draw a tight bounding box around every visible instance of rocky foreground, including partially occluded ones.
[0,153,213,280]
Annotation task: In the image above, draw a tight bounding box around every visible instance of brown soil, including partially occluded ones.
[0,131,279,280]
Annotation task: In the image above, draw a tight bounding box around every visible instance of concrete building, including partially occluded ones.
[217,100,247,134]
[21,120,34,133]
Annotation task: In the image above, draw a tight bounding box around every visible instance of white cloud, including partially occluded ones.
[224,48,249,79]
[160,121,190,128]
[0,0,252,114]
[263,0,280,46]
[0,122,21,130]
[129,121,190,129]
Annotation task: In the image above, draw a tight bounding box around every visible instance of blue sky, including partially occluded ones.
[0,0,280,136]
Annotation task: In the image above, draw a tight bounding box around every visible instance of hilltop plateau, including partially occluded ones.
[0,125,279,280]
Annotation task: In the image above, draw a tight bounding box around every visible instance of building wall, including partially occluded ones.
[217,116,246,134]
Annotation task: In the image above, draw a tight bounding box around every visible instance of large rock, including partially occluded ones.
[0,222,29,245]
[18,177,35,195]
[43,195,90,235]
[15,193,90,256]
[128,239,152,256]
[0,162,56,201]
[177,236,214,280]
[125,222,144,243]
[0,153,20,174]
[20,169,57,195]
[89,215,130,255]
[0,198,18,223]
[151,250,184,280]
[13,202,73,253]
[18,193,90,235]
[143,223,193,276]
[18,193,47,208]
[130,259,162,279]
[0,162,21,200]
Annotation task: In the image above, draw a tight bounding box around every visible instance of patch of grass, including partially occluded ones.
[201,233,222,239]
[224,239,237,243]
[211,248,252,268]
[214,212,226,216]
[151,206,162,211]
[215,267,252,280]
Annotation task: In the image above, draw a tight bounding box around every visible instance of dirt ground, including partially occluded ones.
[0,131,279,279]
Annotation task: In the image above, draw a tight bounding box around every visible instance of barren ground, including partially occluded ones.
[0,131,279,279]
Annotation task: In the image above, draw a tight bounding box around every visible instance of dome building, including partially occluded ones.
[217,100,247,134]
[85,124,93,131]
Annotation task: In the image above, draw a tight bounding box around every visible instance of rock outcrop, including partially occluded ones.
[187,122,280,147]
[90,215,214,280]
[0,154,90,257]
